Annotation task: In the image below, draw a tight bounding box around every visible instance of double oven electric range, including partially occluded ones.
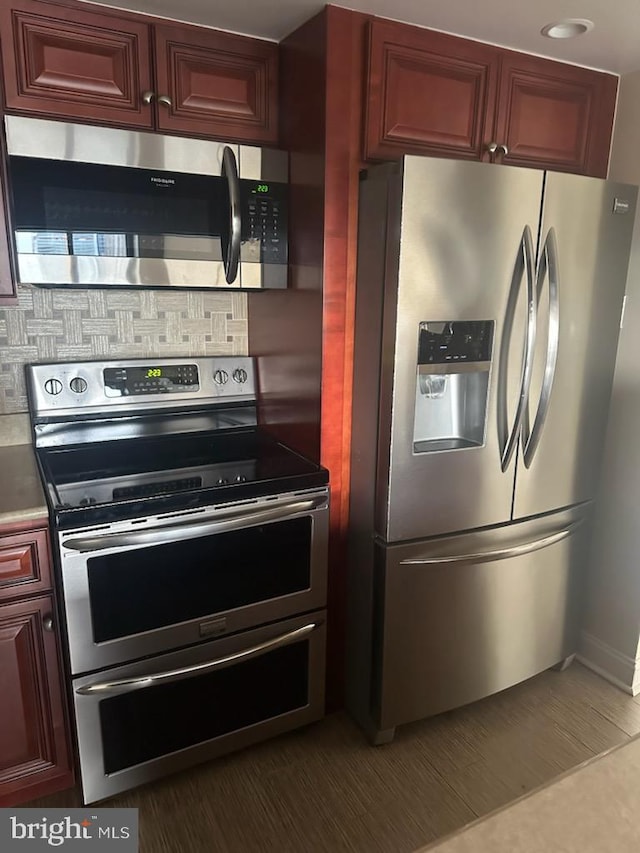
[27,357,329,804]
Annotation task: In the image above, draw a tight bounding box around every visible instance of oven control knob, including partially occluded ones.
[235,475,247,483]
[69,376,88,394]
[216,478,229,485]
[232,368,248,384]
[213,369,229,385]
[44,378,63,396]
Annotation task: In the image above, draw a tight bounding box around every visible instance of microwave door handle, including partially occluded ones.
[61,497,326,552]
[222,146,241,284]
[75,621,323,696]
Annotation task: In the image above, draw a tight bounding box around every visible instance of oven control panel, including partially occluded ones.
[103,364,200,397]
[27,357,256,417]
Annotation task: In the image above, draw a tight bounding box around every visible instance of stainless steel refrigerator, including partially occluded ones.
[347,156,637,744]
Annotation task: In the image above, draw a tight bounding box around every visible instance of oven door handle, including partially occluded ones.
[62,497,326,553]
[75,620,322,696]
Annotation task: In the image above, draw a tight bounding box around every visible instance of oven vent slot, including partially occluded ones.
[156,507,208,521]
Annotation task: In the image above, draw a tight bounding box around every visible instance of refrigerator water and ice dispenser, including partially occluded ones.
[413,320,494,453]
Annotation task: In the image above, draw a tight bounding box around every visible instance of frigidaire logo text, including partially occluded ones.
[150,176,175,185]
[10,815,131,847]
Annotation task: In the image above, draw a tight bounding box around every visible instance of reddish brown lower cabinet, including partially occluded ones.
[0,521,73,806]
[494,52,617,177]
[0,596,73,806]
[0,527,54,598]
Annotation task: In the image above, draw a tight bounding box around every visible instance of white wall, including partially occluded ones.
[579,70,640,692]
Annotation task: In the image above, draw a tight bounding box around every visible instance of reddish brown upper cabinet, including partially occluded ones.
[154,24,278,143]
[365,19,499,162]
[493,52,617,177]
[0,521,74,806]
[0,0,154,128]
[364,18,617,177]
[0,0,279,144]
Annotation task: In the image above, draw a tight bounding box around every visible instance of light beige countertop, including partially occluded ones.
[0,444,48,525]
[420,734,640,852]
[0,414,47,525]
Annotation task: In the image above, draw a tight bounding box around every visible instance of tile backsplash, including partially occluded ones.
[0,285,248,413]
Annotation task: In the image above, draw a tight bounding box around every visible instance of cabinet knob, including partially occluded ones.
[497,143,509,157]
[141,90,156,105]
[157,94,173,109]
[43,615,54,632]
[486,142,499,155]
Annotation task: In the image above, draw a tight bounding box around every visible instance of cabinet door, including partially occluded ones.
[153,24,278,144]
[494,52,617,177]
[0,595,73,806]
[0,525,53,603]
[364,19,500,161]
[0,0,153,128]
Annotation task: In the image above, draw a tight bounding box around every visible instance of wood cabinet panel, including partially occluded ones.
[154,24,278,142]
[0,596,73,806]
[1,2,278,144]
[495,53,617,177]
[365,19,499,161]
[365,17,616,177]
[0,528,52,602]
[0,0,153,127]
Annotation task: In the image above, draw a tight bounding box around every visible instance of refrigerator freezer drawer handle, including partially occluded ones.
[74,621,323,697]
[499,225,537,472]
[522,227,560,468]
[399,520,583,566]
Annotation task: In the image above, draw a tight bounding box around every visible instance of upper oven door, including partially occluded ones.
[58,489,328,675]
[5,115,288,290]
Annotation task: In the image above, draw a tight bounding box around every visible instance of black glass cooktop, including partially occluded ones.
[38,428,328,528]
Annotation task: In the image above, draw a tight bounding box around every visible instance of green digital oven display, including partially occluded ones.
[255,184,270,193]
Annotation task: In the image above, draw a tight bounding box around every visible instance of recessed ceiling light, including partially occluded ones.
[541,19,594,39]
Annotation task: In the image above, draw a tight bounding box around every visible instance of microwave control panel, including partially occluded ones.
[241,181,288,265]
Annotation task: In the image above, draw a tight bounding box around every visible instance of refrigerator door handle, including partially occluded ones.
[522,228,560,468]
[499,225,537,472]
[399,519,583,566]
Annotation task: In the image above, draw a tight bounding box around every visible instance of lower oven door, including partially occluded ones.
[58,488,328,674]
[73,611,326,804]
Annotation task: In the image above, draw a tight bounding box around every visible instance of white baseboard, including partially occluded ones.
[577,631,640,695]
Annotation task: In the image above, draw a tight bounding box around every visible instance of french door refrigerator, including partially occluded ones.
[347,156,637,744]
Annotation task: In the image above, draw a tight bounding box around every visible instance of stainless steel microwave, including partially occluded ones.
[4,116,288,290]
